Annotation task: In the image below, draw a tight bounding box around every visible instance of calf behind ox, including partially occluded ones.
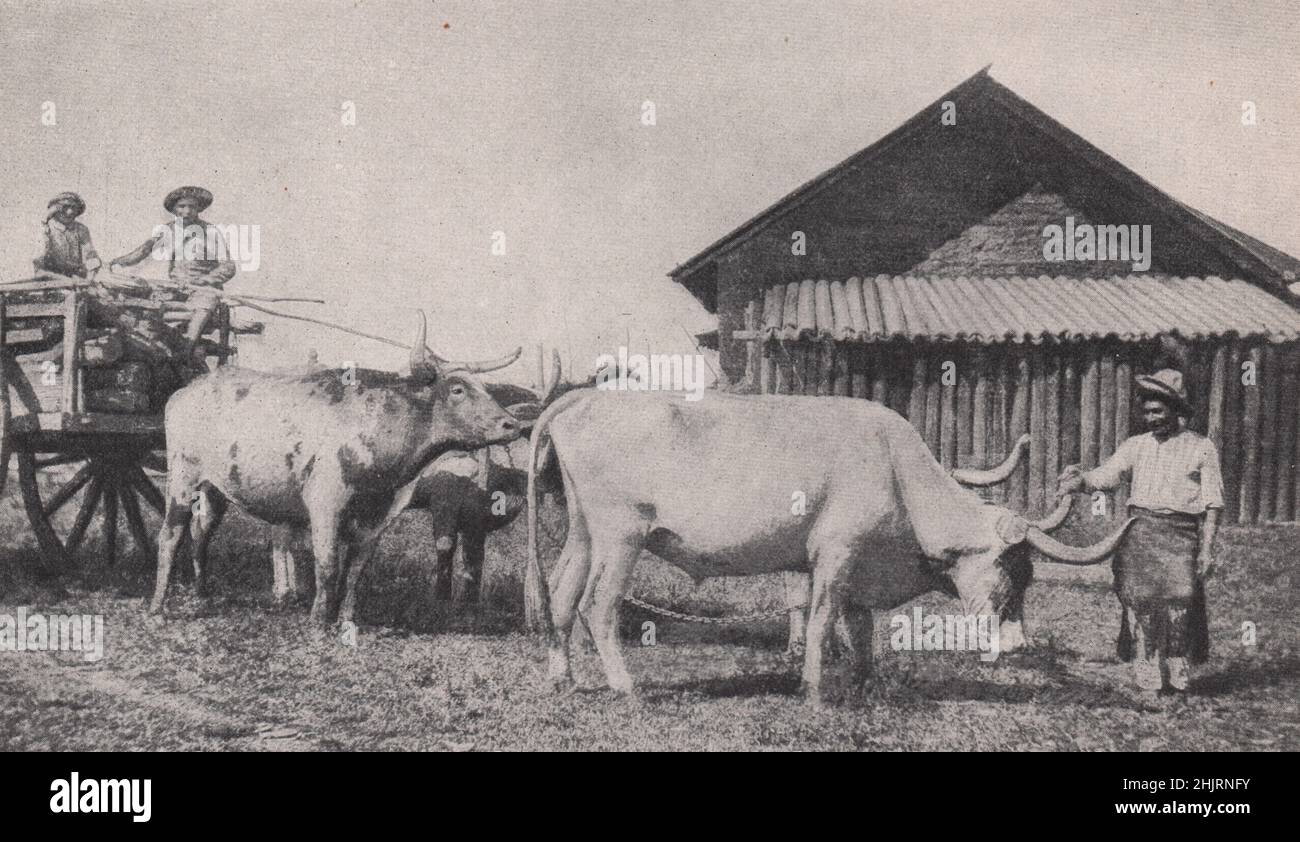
[527,390,1134,703]
[150,313,523,626]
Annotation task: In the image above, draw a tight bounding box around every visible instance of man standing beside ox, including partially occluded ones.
[1058,368,1222,701]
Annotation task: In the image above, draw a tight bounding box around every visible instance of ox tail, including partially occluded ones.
[524,392,578,635]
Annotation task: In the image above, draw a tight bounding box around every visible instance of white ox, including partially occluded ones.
[525,389,1132,704]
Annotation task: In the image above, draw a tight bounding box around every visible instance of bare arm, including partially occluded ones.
[112,235,162,268]
[1059,439,1133,494]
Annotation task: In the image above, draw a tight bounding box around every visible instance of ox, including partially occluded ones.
[267,354,563,612]
[150,313,524,628]
[525,389,1133,703]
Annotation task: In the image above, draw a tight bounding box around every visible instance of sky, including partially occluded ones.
[2,0,1297,385]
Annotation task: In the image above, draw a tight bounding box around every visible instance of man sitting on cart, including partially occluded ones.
[35,192,102,281]
[109,185,237,358]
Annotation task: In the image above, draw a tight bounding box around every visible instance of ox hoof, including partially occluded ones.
[144,609,167,627]
[548,675,577,695]
[800,679,842,708]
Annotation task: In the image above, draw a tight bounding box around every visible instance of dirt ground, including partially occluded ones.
[2,485,1297,751]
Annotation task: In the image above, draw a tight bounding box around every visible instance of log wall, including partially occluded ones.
[748,321,1300,522]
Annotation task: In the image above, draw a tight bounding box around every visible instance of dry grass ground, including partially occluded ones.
[1,481,1297,751]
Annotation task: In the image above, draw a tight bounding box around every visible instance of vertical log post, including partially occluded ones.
[1099,346,1117,461]
[1258,344,1280,521]
[1222,341,1243,523]
[1114,349,1132,514]
[940,351,958,469]
[1268,348,1289,519]
[1044,353,1061,508]
[957,346,974,469]
[851,345,867,399]
[908,353,927,435]
[817,341,834,397]
[872,345,889,404]
[972,348,990,471]
[1062,352,1081,467]
[1291,343,1300,521]
[1028,352,1047,515]
[1007,351,1031,512]
[833,343,850,397]
[61,291,83,415]
[1239,345,1263,524]
[1080,346,1101,471]
[743,301,759,390]
[992,347,1009,504]
[924,347,941,457]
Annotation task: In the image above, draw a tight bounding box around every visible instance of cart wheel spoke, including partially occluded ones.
[64,472,105,557]
[35,453,89,469]
[41,462,95,517]
[100,477,119,566]
[119,482,155,560]
[127,465,167,514]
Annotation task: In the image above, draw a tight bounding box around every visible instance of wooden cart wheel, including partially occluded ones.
[17,449,166,571]
[0,350,10,497]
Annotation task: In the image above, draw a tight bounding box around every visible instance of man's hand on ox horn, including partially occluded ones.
[1057,464,1085,496]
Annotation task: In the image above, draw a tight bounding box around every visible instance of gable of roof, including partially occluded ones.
[670,67,1300,301]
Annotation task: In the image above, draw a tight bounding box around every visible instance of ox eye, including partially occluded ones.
[450,384,466,398]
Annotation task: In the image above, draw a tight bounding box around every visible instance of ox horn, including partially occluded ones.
[541,348,563,405]
[951,434,1030,487]
[1024,517,1136,565]
[432,346,523,375]
[410,311,437,378]
[1030,494,1074,531]
[503,351,563,423]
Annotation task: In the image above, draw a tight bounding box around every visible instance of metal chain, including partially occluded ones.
[623,594,807,625]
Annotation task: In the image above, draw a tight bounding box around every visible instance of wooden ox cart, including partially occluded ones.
[0,279,247,571]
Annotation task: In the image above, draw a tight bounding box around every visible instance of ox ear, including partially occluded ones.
[409,311,441,382]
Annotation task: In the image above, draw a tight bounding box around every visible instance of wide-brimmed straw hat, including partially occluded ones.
[1135,368,1191,416]
[163,185,213,214]
[47,192,86,217]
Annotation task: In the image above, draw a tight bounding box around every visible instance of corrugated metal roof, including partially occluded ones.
[753,276,1300,344]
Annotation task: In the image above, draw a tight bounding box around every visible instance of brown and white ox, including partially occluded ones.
[150,312,525,628]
